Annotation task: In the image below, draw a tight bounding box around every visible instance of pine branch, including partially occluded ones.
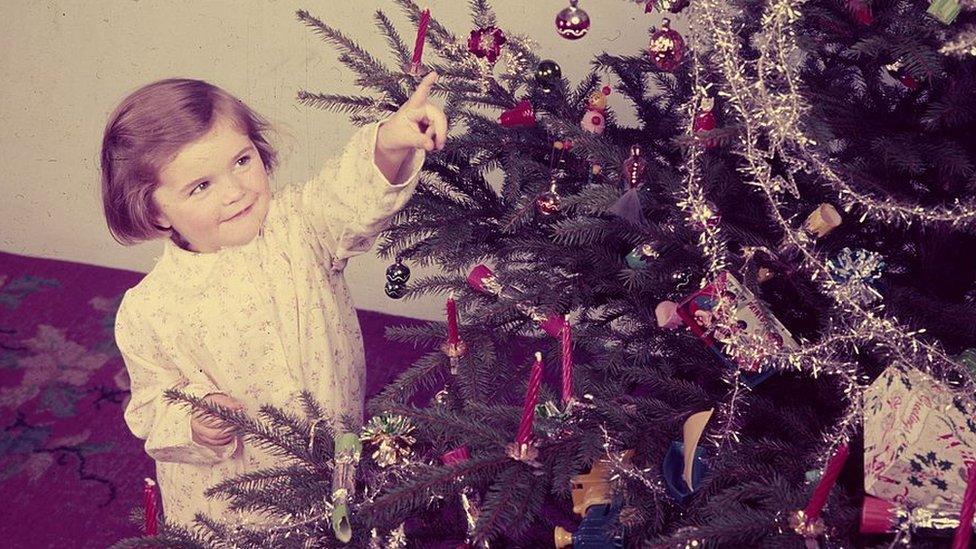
[374,10,410,68]
[371,350,449,406]
[294,92,391,115]
[361,455,511,525]
[472,466,546,544]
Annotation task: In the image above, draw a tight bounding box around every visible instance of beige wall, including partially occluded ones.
[0,0,658,320]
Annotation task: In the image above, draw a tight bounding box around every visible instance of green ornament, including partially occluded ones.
[536,400,571,420]
[928,0,961,24]
[626,242,660,269]
[954,349,976,376]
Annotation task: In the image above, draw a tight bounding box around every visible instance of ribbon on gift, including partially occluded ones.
[862,495,976,545]
[864,495,963,532]
[662,409,712,505]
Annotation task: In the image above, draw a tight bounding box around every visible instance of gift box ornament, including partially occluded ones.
[864,363,976,511]
[674,272,798,373]
[928,0,961,24]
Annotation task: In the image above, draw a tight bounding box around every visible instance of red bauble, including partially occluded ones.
[885,60,921,91]
[693,97,718,148]
[499,100,536,128]
[647,19,685,72]
[468,26,506,64]
[693,111,716,132]
[846,0,873,26]
[555,0,591,40]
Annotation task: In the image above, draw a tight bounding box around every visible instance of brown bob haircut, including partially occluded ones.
[100,79,278,245]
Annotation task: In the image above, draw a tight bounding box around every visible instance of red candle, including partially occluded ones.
[561,323,573,405]
[144,478,158,536]
[409,7,430,74]
[953,463,976,549]
[804,444,849,521]
[515,352,544,445]
[446,296,459,344]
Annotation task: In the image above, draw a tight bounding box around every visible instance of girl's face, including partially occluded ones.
[152,115,271,253]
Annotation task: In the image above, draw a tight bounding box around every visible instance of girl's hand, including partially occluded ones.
[377,71,448,154]
[191,393,243,447]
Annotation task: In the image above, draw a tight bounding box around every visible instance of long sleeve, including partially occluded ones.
[115,296,238,465]
[297,122,425,265]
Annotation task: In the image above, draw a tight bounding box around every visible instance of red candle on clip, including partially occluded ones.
[805,444,849,521]
[515,352,544,445]
[144,478,158,536]
[409,7,431,75]
[446,296,459,344]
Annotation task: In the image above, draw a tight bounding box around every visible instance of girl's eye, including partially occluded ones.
[190,181,210,196]
[237,155,252,167]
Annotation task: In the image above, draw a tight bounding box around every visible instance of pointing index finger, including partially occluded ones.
[406,71,438,108]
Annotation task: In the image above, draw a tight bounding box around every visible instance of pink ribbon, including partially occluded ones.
[442,445,471,466]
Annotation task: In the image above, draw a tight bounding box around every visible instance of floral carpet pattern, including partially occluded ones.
[0,251,425,548]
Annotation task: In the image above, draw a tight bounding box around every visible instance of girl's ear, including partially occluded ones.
[150,193,172,231]
[152,208,172,232]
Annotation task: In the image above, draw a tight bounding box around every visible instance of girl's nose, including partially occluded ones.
[222,178,247,205]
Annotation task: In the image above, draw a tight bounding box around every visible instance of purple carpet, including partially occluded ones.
[0,250,428,548]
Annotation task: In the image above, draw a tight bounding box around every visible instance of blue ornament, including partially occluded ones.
[828,247,886,305]
[662,441,709,505]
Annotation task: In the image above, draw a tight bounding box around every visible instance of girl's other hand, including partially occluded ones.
[191,393,244,447]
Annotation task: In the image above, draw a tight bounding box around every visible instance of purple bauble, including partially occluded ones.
[556,1,590,40]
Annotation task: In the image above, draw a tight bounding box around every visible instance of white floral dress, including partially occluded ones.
[114,123,423,528]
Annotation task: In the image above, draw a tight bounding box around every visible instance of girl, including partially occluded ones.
[101,73,446,527]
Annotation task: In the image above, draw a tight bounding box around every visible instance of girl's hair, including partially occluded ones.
[100,79,278,245]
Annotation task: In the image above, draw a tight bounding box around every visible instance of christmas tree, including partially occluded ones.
[117,0,976,547]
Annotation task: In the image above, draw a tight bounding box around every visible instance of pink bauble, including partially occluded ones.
[580,110,605,134]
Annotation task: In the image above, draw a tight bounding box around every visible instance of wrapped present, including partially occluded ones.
[864,363,976,510]
[675,272,798,372]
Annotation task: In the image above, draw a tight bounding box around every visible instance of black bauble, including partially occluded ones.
[534,60,562,93]
[385,282,408,299]
[386,258,411,285]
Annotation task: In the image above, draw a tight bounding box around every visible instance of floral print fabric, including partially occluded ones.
[114,123,423,527]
